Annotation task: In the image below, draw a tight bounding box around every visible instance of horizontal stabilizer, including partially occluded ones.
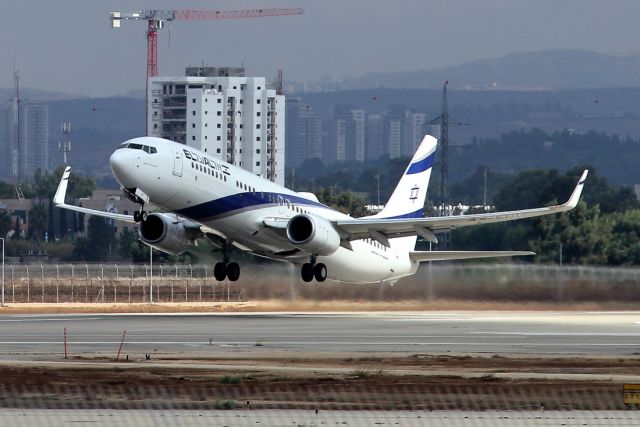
[409,250,535,263]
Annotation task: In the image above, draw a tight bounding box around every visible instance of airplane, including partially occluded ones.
[54,135,588,284]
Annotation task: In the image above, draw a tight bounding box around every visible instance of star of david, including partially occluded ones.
[409,185,420,203]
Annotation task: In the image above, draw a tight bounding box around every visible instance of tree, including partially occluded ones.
[316,187,368,217]
[28,203,48,246]
[118,228,149,262]
[528,202,610,265]
[72,216,116,261]
[0,210,12,239]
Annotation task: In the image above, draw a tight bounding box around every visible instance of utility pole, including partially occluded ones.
[483,167,488,208]
[12,67,24,200]
[437,81,450,249]
[438,80,449,216]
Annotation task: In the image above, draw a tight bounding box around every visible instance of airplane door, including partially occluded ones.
[173,148,183,177]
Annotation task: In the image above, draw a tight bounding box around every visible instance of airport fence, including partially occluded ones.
[2,262,640,304]
[0,264,244,304]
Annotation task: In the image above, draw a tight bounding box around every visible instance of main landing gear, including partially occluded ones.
[213,240,240,282]
[301,257,327,283]
[214,261,240,282]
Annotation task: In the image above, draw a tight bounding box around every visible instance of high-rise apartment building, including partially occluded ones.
[147,67,285,185]
[20,103,49,178]
[403,112,427,157]
[285,99,323,168]
[0,102,49,180]
[327,106,365,163]
[365,113,384,160]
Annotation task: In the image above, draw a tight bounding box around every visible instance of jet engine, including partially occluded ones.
[286,214,341,256]
[139,213,195,255]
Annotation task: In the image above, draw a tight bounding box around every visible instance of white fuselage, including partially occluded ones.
[110,137,417,284]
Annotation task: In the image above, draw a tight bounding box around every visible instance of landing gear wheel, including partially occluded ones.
[314,263,327,282]
[214,262,227,281]
[133,210,147,223]
[226,262,240,282]
[301,263,314,282]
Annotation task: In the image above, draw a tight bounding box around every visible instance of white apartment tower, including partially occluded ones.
[403,112,427,157]
[147,67,285,185]
[328,106,365,163]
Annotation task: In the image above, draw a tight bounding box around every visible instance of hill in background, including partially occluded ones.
[296,50,640,91]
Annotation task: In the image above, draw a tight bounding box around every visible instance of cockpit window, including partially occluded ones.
[122,143,157,154]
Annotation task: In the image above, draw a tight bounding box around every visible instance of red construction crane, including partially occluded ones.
[110,9,303,78]
[110,8,303,133]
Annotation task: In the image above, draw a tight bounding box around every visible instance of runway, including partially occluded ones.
[1,311,640,357]
[1,409,639,427]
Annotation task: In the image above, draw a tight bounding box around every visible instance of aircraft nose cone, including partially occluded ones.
[110,149,135,188]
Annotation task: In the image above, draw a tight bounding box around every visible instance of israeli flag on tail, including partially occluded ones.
[368,135,437,252]
[374,135,437,220]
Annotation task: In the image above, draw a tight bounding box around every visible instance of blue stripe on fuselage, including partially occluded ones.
[176,191,329,221]
[406,152,435,175]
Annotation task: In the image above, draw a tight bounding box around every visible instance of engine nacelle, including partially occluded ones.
[139,213,192,255]
[286,214,341,256]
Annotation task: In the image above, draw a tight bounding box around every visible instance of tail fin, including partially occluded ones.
[372,135,437,252]
[375,135,437,220]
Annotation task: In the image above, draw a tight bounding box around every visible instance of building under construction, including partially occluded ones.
[147,67,285,185]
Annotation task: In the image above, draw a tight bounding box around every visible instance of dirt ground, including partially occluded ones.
[0,354,635,410]
[1,302,638,410]
[2,299,639,314]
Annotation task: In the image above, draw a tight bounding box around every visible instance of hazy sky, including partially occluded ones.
[2,0,640,97]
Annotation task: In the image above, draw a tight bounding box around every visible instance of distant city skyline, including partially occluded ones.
[2,0,640,97]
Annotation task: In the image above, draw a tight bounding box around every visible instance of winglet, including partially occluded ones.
[53,166,72,206]
[562,169,588,210]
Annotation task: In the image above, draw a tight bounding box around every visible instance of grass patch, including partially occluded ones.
[347,369,383,379]
[219,375,241,385]
[213,400,237,409]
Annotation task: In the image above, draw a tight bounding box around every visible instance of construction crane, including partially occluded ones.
[110,8,303,131]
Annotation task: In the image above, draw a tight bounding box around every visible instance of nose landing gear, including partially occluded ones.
[133,207,147,223]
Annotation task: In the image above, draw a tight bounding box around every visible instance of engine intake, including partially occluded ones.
[139,213,192,255]
[286,214,340,256]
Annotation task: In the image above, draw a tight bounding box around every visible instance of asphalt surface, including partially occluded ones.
[1,409,639,427]
[1,311,640,357]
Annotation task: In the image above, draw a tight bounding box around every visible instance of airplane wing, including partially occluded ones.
[409,250,534,262]
[54,166,137,223]
[334,169,588,244]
